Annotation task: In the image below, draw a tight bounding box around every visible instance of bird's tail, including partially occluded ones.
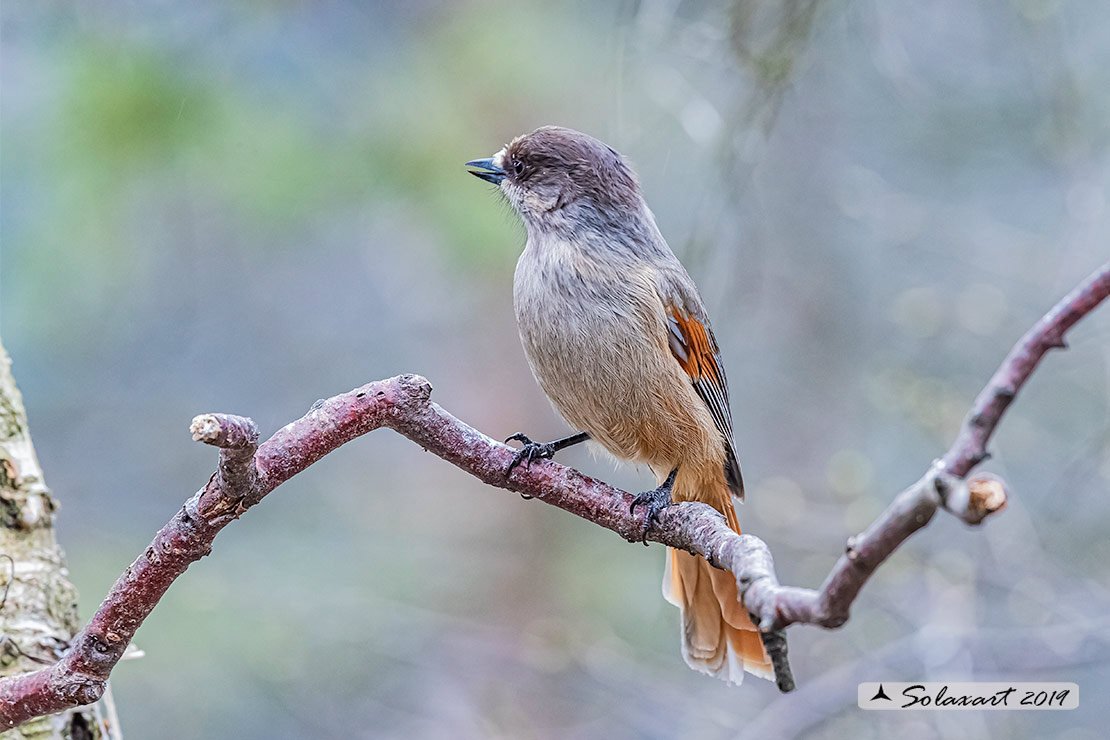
[662,466,773,684]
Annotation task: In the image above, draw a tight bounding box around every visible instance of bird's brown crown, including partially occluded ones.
[503,126,640,212]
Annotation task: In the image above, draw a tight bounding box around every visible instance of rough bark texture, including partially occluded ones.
[0,341,110,740]
[0,261,1106,728]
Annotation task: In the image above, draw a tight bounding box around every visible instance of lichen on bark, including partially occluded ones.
[0,340,106,739]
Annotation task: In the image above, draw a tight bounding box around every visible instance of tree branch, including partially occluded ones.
[1,261,1106,727]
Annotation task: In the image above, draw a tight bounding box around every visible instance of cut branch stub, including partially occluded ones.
[191,414,260,519]
[964,473,1008,524]
[189,413,258,450]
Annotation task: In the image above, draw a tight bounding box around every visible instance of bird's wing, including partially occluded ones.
[666,306,745,500]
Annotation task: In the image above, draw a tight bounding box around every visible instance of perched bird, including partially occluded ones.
[467,126,772,684]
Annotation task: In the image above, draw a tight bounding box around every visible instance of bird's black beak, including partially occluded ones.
[465,157,506,185]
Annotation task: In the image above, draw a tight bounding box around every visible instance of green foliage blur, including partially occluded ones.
[2,1,1108,739]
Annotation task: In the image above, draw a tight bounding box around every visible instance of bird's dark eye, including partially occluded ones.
[512,159,525,176]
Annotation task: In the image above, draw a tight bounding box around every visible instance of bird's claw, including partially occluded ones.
[505,433,557,477]
[629,468,677,545]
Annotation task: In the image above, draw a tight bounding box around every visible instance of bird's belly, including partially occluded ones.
[514,268,711,466]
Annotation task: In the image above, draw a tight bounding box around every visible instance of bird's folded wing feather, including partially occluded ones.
[666,306,745,500]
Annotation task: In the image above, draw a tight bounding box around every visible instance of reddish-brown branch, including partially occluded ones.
[0,261,1106,727]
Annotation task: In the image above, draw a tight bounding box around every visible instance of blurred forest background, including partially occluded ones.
[2,1,1108,738]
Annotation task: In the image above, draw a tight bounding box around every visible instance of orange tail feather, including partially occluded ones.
[662,467,772,684]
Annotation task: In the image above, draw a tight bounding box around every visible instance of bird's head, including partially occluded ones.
[466,126,643,237]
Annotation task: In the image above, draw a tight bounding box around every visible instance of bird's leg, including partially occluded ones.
[629,467,678,545]
[505,431,590,477]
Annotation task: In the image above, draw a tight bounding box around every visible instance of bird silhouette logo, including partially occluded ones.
[871,684,892,702]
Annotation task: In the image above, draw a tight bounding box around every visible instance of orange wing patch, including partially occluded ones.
[667,310,723,385]
[667,306,745,499]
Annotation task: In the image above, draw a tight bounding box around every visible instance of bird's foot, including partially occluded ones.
[629,467,678,545]
[504,433,558,478]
